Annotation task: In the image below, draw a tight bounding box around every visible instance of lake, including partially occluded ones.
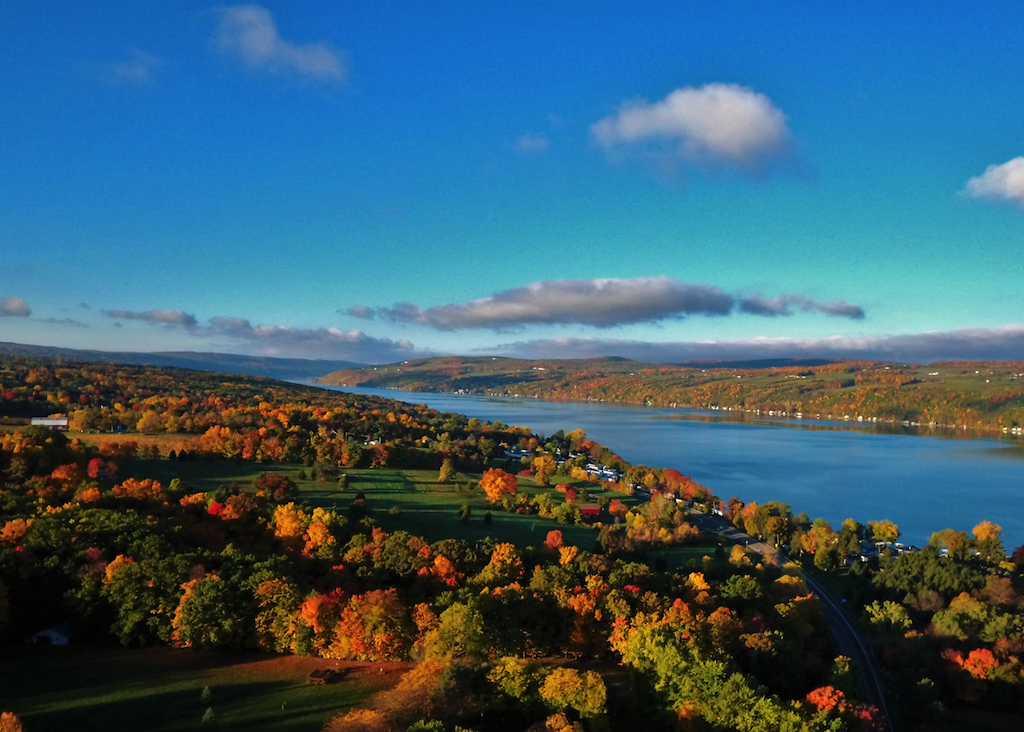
[316,383,1024,547]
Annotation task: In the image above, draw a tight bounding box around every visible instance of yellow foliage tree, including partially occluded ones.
[532,455,557,485]
[868,519,900,543]
[273,503,308,541]
[687,572,710,592]
[539,668,607,718]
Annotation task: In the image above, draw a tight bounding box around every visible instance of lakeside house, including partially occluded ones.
[30,417,68,432]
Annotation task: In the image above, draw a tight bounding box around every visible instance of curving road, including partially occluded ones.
[690,513,895,732]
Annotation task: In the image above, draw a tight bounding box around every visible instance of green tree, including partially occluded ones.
[172,576,250,650]
[864,600,912,641]
[423,601,486,659]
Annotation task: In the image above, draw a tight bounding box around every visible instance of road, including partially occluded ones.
[690,513,895,732]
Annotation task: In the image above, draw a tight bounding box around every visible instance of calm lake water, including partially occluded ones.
[316,384,1024,547]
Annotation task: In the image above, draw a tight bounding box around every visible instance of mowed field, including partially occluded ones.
[303,468,616,547]
[117,459,640,549]
[0,644,402,732]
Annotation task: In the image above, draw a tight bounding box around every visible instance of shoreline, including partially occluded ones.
[315,379,1024,443]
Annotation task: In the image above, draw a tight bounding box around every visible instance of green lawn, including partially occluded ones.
[656,542,724,571]
[118,460,630,550]
[301,468,607,549]
[0,645,388,732]
[119,458,280,493]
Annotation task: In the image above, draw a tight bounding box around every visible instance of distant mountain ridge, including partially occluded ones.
[0,342,362,381]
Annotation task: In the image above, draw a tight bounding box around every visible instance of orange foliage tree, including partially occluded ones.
[479,468,517,502]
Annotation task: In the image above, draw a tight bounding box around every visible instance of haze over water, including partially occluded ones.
[319,384,1024,547]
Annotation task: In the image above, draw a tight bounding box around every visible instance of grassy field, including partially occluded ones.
[118,459,637,549]
[302,468,606,548]
[656,542,724,571]
[0,645,401,732]
[120,457,274,494]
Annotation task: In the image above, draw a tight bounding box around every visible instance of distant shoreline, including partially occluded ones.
[314,379,1024,444]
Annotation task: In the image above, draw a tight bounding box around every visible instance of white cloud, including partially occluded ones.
[356,277,736,331]
[963,157,1024,207]
[95,304,419,362]
[207,316,418,361]
[214,5,345,82]
[345,304,375,320]
[350,278,864,331]
[0,297,31,317]
[516,134,551,153]
[591,83,792,170]
[491,324,1024,364]
[103,309,198,327]
[107,48,161,85]
[82,48,162,86]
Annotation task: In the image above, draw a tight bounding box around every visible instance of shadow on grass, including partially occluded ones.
[17,680,358,732]
[0,646,372,732]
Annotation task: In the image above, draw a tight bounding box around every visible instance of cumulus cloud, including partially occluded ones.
[355,277,735,331]
[963,157,1024,207]
[739,294,865,319]
[350,278,863,331]
[345,304,375,320]
[0,297,31,317]
[592,83,792,171]
[102,309,198,327]
[490,324,1024,364]
[516,134,551,153]
[207,316,419,362]
[214,5,345,82]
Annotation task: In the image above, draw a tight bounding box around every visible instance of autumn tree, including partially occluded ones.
[472,542,523,587]
[929,528,973,560]
[479,468,517,503]
[972,521,1005,563]
[544,530,563,553]
[437,458,455,483]
[256,472,298,503]
[565,429,586,449]
[868,520,899,543]
[531,455,557,486]
[539,668,607,719]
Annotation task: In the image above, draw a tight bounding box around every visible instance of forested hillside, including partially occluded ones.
[321,357,1024,434]
[0,356,1021,732]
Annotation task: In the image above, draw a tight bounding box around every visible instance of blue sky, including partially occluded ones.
[2,1,1023,364]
